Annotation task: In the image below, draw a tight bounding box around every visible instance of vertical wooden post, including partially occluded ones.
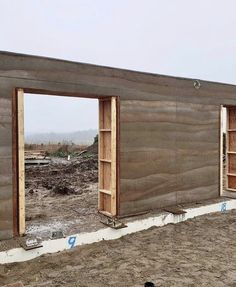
[98,100,102,211]
[225,108,229,189]
[220,105,223,196]
[226,107,229,190]
[17,89,25,235]
[110,97,117,215]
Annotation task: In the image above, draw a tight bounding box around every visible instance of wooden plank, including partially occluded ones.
[228,154,236,174]
[98,98,112,102]
[98,100,102,211]
[116,96,121,216]
[103,100,111,130]
[103,193,111,213]
[102,132,111,160]
[220,105,223,196]
[226,107,229,190]
[99,189,112,195]
[17,89,25,235]
[228,131,236,151]
[224,187,236,192]
[102,162,111,190]
[227,173,236,176]
[99,132,111,160]
[228,108,236,129]
[99,159,112,163]
[99,100,104,130]
[100,129,111,132]
[110,97,117,215]
[98,210,113,218]
[228,175,236,189]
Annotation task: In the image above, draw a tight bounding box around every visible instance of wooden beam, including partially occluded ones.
[98,100,102,211]
[116,96,120,216]
[100,159,111,163]
[17,89,25,235]
[226,107,229,190]
[99,189,112,195]
[220,105,223,196]
[110,97,117,215]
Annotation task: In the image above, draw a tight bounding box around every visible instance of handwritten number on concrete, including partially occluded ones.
[68,236,77,248]
[221,202,227,212]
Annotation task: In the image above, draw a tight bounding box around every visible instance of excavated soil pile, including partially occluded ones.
[26,154,98,196]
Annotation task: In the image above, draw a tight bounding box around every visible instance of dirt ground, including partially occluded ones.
[1,210,236,286]
[25,148,102,238]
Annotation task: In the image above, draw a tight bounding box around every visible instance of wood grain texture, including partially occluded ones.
[110,97,117,215]
[17,89,25,235]
[228,154,236,174]
[98,98,117,216]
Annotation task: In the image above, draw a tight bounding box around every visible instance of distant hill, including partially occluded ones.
[25,129,98,145]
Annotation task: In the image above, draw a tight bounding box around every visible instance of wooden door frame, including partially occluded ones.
[98,98,118,216]
[220,105,224,197]
[12,88,120,236]
[220,104,236,198]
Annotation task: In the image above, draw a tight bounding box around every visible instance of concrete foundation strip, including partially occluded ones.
[0,199,235,264]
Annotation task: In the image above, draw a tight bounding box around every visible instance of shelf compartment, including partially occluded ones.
[99,189,112,195]
[100,129,111,132]
[99,159,111,163]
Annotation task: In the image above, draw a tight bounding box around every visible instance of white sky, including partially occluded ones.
[24,95,98,133]
[1,0,236,132]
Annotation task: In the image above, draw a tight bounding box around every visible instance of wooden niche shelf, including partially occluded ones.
[226,107,236,191]
[98,97,117,216]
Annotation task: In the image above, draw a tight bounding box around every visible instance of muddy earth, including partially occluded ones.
[1,210,236,286]
[24,150,102,238]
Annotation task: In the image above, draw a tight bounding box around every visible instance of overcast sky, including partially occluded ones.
[1,0,236,133]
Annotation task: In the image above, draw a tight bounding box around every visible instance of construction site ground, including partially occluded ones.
[1,209,236,286]
[24,148,103,239]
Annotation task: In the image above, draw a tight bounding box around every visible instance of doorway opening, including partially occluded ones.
[14,89,118,238]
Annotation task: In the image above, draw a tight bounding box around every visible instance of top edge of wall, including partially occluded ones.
[0,50,236,90]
